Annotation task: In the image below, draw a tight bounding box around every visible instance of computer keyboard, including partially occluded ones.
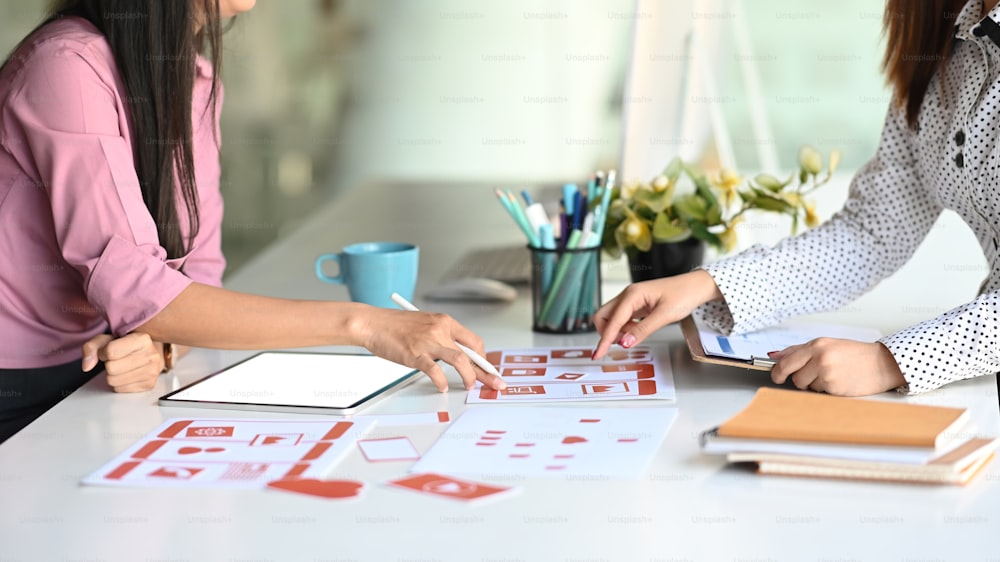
[441,245,531,285]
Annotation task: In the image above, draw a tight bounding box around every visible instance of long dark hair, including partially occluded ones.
[5,0,225,258]
[882,0,965,128]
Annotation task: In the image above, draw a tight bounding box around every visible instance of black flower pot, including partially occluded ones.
[626,238,706,282]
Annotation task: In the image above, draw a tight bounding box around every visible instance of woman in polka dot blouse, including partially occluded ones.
[594,0,1000,396]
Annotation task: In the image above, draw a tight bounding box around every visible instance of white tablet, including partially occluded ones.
[158,352,422,415]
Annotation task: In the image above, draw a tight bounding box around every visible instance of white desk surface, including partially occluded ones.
[2,182,999,561]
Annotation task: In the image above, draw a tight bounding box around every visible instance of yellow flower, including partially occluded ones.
[711,168,742,207]
[719,217,742,252]
[651,174,670,193]
[804,201,820,228]
[798,145,823,176]
[621,178,642,200]
[621,217,652,251]
[828,149,841,176]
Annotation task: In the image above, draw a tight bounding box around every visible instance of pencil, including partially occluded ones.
[389,293,504,379]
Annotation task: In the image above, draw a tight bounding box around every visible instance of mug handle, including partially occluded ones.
[315,253,345,284]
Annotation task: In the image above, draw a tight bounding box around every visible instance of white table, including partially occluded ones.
[2,182,998,561]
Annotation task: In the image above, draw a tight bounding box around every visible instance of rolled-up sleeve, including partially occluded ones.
[3,48,191,335]
[180,169,225,287]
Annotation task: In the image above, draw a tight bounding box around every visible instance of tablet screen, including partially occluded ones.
[159,352,420,412]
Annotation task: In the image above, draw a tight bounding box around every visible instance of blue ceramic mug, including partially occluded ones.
[314,242,419,308]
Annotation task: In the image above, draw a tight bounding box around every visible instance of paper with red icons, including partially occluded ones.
[386,473,516,503]
[468,346,674,403]
[411,406,678,480]
[81,418,373,489]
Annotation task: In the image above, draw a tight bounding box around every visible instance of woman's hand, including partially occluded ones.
[593,270,723,359]
[81,332,165,393]
[768,339,906,396]
[357,308,507,393]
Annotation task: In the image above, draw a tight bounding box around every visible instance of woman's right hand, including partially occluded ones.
[592,270,723,360]
[356,307,507,393]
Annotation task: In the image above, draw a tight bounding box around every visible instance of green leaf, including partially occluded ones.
[689,221,723,249]
[754,173,784,192]
[752,192,795,213]
[705,202,723,225]
[691,173,719,209]
[673,194,708,222]
[607,198,627,222]
[737,189,758,205]
[651,212,692,242]
[662,157,683,182]
[633,188,673,214]
[602,225,623,259]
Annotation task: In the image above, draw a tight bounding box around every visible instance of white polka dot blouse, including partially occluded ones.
[699,0,1000,394]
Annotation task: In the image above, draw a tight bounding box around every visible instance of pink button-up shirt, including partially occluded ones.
[0,17,225,368]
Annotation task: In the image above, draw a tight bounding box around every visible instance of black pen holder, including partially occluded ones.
[529,245,601,334]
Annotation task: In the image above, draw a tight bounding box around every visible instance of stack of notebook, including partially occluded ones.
[701,388,998,485]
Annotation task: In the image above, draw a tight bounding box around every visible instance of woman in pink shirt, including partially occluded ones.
[0,0,504,442]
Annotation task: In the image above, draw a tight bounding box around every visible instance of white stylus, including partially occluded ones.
[390,293,504,379]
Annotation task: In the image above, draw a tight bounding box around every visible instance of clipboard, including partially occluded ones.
[680,315,775,371]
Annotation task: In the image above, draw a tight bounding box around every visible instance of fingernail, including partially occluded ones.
[81,356,94,372]
[620,334,637,348]
[767,350,780,357]
[496,380,507,390]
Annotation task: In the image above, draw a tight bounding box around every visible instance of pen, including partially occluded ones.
[389,293,505,381]
[494,188,540,247]
[520,189,534,206]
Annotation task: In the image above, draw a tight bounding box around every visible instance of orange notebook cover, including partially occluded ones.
[718,388,969,448]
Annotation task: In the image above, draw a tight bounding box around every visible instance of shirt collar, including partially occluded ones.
[956,0,1000,50]
[955,0,985,37]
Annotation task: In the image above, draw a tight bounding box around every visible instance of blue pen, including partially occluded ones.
[520,189,534,206]
[538,223,556,295]
[572,191,585,230]
[587,177,596,205]
[495,188,540,247]
[562,183,577,218]
[559,212,570,249]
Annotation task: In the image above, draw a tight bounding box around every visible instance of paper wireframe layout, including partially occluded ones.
[412,406,678,480]
[158,352,421,414]
[693,316,881,363]
[82,418,373,489]
[469,346,674,403]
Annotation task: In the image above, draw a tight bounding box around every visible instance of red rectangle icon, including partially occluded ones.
[184,426,235,438]
[502,367,546,377]
[501,385,546,395]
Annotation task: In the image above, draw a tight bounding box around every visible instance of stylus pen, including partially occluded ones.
[389,293,504,379]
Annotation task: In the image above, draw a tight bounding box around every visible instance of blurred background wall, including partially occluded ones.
[1,0,889,274]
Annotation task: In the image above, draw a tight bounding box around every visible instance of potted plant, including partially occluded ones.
[602,146,840,282]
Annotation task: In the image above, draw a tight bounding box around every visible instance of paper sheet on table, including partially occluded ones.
[696,316,881,361]
[82,418,372,489]
[467,346,674,403]
[413,406,678,480]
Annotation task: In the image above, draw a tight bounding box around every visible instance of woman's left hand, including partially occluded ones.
[768,338,906,396]
[82,332,165,393]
